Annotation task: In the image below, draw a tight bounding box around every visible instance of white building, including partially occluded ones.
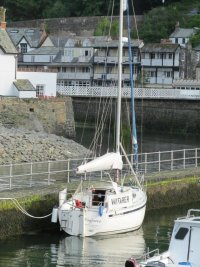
[0,7,57,98]
[141,43,182,85]
[169,25,197,48]
[0,8,18,96]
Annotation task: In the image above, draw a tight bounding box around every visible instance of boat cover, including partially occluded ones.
[76,152,123,174]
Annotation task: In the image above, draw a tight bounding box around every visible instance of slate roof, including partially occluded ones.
[170,28,196,38]
[49,35,110,48]
[13,79,35,91]
[25,46,60,55]
[7,28,44,48]
[141,43,180,53]
[93,39,143,48]
[0,29,18,54]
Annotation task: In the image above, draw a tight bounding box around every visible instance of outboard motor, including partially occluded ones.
[125,258,136,267]
[145,261,166,267]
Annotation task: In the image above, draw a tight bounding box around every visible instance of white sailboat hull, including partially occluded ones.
[58,186,146,237]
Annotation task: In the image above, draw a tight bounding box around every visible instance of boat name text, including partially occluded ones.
[111,196,129,205]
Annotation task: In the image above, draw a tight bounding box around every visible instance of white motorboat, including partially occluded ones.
[125,209,200,267]
[51,0,147,237]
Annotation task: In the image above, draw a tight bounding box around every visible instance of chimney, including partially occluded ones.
[175,21,180,30]
[39,22,48,46]
[0,7,6,30]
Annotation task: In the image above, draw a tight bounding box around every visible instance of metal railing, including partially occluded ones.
[57,85,200,100]
[0,148,200,191]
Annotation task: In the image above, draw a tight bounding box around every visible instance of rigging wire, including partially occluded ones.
[81,0,117,161]
[126,0,138,169]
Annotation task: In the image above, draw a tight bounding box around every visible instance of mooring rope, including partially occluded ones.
[0,198,52,219]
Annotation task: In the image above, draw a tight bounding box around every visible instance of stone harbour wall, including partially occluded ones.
[73,98,200,136]
[0,97,91,164]
[0,97,75,138]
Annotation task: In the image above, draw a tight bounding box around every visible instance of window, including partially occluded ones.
[150,71,156,77]
[164,71,172,78]
[64,49,74,57]
[107,67,112,74]
[151,53,155,59]
[168,53,173,59]
[50,56,54,62]
[163,54,166,59]
[85,50,89,56]
[133,50,137,57]
[20,43,27,53]
[182,38,185,44]
[36,85,44,97]
[62,67,67,72]
[175,38,178,44]
[82,67,90,73]
[175,227,189,240]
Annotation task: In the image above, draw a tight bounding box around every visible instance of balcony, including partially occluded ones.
[57,72,91,80]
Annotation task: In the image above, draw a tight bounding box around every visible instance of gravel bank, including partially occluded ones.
[0,126,90,164]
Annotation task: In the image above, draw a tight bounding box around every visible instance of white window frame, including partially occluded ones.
[36,84,45,97]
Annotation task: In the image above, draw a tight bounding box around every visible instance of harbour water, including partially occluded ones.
[75,126,200,154]
[0,202,200,267]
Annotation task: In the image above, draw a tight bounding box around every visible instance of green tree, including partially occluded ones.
[43,0,68,18]
[94,17,119,38]
[190,29,200,47]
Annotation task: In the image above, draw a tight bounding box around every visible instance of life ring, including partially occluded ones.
[125,258,136,267]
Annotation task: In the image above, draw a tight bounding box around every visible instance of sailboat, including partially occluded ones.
[51,0,147,237]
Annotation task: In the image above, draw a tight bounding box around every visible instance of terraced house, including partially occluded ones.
[0,7,57,98]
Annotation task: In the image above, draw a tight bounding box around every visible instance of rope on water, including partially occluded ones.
[0,198,52,219]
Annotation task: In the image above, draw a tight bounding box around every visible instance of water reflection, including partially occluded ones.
[1,204,200,266]
[54,230,145,266]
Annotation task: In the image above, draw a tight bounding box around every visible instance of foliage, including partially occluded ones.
[135,5,184,43]
[190,29,200,47]
[132,0,200,44]
[94,17,119,38]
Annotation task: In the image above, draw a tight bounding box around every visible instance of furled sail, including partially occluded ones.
[76,152,123,174]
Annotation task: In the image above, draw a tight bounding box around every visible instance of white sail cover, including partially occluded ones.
[76,152,123,174]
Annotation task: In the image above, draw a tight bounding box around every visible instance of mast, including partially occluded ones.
[116,0,124,153]
[126,1,138,168]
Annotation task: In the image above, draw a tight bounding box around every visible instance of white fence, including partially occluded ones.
[57,85,200,100]
[0,148,200,191]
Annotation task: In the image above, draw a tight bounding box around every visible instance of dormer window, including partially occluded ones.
[20,43,27,53]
